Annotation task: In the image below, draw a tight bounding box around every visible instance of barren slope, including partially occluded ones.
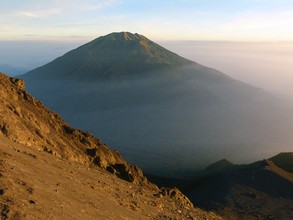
[0,136,221,220]
[0,72,148,185]
[0,72,222,219]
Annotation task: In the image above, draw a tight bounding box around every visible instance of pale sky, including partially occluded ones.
[1,0,293,41]
[1,0,293,99]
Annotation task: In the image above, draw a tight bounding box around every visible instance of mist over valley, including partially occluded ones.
[2,1,293,219]
[21,32,293,177]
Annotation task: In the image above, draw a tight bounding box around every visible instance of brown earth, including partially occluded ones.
[0,136,221,220]
[0,72,222,219]
[0,72,148,186]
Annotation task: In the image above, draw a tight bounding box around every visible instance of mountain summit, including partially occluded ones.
[22,32,293,177]
[25,32,193,79]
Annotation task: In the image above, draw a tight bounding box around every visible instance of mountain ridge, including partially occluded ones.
[184,156,293,219]
[145,152,293,219]
[269,152,293,173]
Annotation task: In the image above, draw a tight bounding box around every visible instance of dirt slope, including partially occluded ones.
[0,72,149,185]
[0,72,222,219]
[0,136,221,220]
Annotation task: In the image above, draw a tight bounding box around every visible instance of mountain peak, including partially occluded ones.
[205,159,234,173]
[109,32,153,50]
[88,31,153,50]
[24,32,193,79]
[108,32,143,41]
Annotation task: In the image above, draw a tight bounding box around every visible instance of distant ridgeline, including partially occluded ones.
[22,32,293,177]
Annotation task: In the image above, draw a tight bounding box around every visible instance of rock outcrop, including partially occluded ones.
[160,187,194,208]
[0,72,149,186]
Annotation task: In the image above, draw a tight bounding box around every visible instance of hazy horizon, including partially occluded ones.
[1,39,293,101]
[2,0,293,99]
[160,41,293,100]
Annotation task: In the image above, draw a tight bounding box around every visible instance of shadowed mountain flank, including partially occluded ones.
[22,32,293,177]
[182,156,293,220]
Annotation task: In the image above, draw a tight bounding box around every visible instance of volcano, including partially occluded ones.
[22,32,293,177]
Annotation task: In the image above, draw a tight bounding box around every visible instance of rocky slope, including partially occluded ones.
[0,72,148,186]
[0,72,222,219]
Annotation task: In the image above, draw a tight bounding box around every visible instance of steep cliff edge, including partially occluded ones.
[0,72,148,186]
